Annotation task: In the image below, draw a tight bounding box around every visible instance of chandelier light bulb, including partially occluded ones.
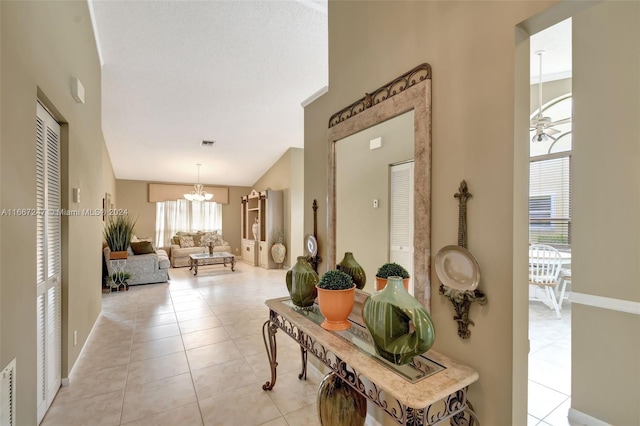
[184,164,213,201]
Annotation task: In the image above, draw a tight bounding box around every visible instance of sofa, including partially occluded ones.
[103,244,170,285]
[170,231,232,268]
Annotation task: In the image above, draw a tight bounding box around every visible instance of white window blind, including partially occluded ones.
[390,162,414,284]
[529,155,571,248]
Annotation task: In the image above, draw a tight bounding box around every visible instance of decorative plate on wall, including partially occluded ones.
[304,234,318,257]
[434,245,480,292]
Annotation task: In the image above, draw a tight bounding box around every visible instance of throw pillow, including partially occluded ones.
[179,236,195,248]
[131,241,155,255]
[172,236,181,245]
[199,232,215,247]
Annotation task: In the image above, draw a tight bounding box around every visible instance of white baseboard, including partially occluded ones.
[66,311,102,382]
[568,408,612,426]
[571,292,640,315]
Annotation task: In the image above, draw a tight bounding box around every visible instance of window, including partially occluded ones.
[529,195,553,229]
[529,156,571,247]
[155,199,222,247]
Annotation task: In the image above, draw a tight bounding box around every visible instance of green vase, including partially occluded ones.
[362,276,435,365]
[317,372,366,426]
[337,252,366,290]
[286,256,319,307]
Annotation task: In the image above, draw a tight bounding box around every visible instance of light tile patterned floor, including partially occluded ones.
[43,263,322,426]
[528,297,573,426]
[43,262,574,425]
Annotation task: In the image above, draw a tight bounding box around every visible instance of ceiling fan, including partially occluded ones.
[530,50,571,142]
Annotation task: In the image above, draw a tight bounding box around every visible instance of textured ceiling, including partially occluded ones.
[91,0,328,186]
[92,3,567,187]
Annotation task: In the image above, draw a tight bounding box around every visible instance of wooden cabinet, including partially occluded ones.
[241,189,283,269]
[242,240,258,266]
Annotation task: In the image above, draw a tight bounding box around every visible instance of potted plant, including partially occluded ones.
[316,270,355,331]
[375,262,410,291]
[109,271,131,291]
[271,228,286,266]
[103,215,137,259]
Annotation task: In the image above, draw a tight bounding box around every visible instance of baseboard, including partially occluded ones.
[66,311,101,383]
[571,292,640,315]
[568,408,612,426]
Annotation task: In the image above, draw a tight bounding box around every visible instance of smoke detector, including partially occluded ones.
[201,140,215,147]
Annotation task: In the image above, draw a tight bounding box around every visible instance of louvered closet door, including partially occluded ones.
[390,161,414,291]
[36,102,62,424]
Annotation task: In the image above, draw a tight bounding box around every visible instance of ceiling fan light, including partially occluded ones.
[532,133,549,143]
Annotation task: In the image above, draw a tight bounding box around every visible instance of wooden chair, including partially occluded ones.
[529,244,564,318]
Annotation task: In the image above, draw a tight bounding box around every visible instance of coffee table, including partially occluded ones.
[189,252,235,275]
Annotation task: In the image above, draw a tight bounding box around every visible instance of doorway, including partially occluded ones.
[35,101,62,424]
[526,19,573,425]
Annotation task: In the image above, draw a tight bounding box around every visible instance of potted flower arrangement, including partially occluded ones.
[375,262,410,291]
[271,228,286,266]
[316,270,355,331]
[103,215,137,259]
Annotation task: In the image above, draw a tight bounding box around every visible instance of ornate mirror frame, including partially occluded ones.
[327,64,432,308]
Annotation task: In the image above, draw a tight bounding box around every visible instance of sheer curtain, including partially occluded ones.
[155,200,222,247]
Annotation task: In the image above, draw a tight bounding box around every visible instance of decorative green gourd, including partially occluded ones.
[363,276,435,365]
[286,256,318,307]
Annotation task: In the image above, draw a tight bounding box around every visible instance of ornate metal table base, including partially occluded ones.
[262,308,479,425]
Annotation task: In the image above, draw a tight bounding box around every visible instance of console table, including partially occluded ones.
[262,297,480,425]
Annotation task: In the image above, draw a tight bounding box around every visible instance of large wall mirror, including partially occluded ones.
[327,64,432,308]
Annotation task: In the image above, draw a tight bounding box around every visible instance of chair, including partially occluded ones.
[529,244,565,318]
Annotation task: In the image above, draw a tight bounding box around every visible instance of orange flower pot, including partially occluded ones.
[375,277,410,292]
[316,285,355,331]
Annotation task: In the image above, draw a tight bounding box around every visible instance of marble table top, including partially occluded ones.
[266,297,479,409]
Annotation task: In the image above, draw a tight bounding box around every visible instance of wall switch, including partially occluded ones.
[73,187,81,203]
[73,330,78,346]
[373,199,379,208]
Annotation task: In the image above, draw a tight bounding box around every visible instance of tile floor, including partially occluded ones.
[43,263,323,426]
[528,296,573,426]
[43,262,575,426]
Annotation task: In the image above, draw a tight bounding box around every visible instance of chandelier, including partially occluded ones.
[184,164,213,201]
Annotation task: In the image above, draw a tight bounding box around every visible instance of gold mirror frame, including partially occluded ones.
[327,64,432,308]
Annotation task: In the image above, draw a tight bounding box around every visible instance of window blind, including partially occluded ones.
[529,155,571,248]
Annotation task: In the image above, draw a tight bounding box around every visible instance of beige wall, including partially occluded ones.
[102,141,117,207]
[304,1,560,424]
[305,0,639,424]
[0,1,104,424]
[571,1,639,423]
[252,147,305,266]
[336,111,414,292]
[115,179,251,255]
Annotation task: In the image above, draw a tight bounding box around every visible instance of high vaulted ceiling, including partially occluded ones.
[91,0,328,186]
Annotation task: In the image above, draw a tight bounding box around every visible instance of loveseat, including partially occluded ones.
[170,231,231,268]
[103,244,170,285]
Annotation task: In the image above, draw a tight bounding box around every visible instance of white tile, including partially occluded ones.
[528,380,570,420]
[199,381,281,426]
[181,326,231,350]
[121,373,197,424]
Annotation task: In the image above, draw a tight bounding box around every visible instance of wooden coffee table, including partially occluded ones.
[189,252,235,275]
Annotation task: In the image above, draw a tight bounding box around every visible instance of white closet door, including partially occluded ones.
[36,102,61,424]
[390,161,414,291]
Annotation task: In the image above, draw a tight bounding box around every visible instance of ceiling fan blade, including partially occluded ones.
[548,117,571,127]
[546,128,561,136]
